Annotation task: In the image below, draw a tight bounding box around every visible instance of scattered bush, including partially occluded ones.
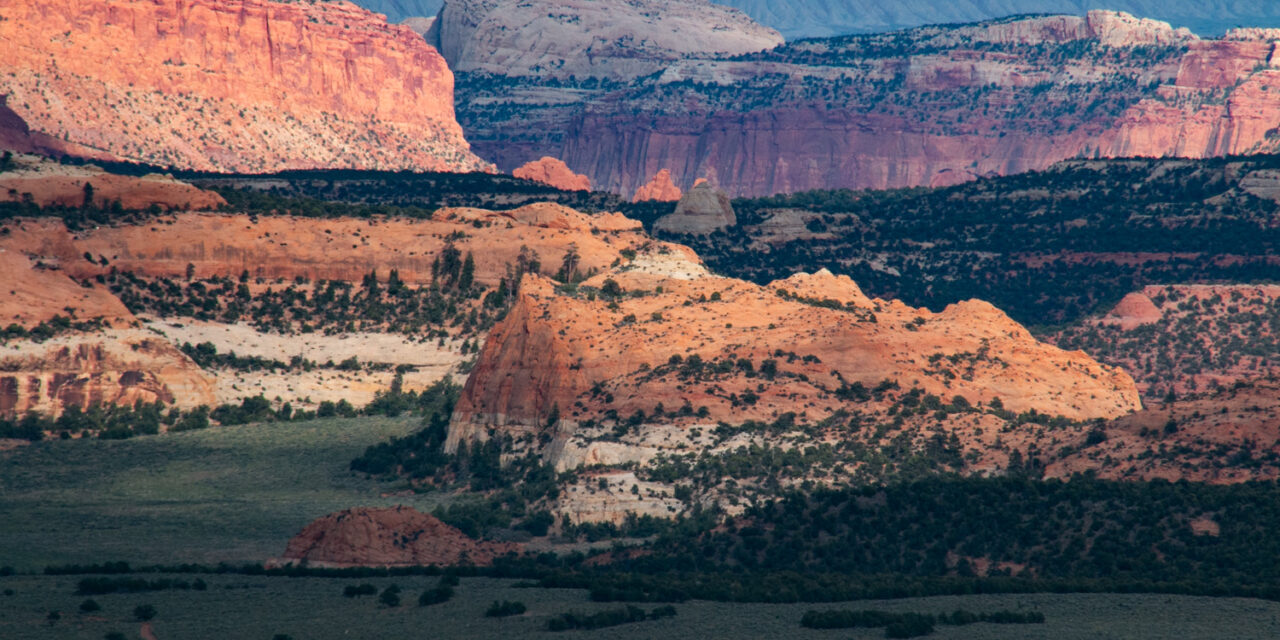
[485,600,527,617]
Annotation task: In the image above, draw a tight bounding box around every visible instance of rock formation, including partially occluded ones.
[653,182,736,235]
[0,156,225,211]
[0,250,132,328]
[632,169,683,203]
[0,329,217,417]
[0,203,646,287]
[280,506,517,567]
[461,11,1280,197]
[0,0,488,173]
[513,157,591,191]
[447,245,1142,465]
[426,0,782,79]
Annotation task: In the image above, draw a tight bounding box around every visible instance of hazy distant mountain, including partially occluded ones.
[348,0,1280,38]
[713,0,1280,39]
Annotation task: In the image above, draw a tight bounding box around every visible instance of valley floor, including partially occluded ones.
[1,575,1278,639]
[0,416,437,569]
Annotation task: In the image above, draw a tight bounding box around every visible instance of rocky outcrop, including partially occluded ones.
[0,156,225,211]
[653,182,736,235]
[632,170,682,203]
[426,0,782,79]
[0,0,488,173]
[0,249,132,328]
[448,244,1141,462]
[280,506,517,567]
[513,157,591,191]
[0,204,647,287]
[1086,10,1197,46]
[0,329,216,417]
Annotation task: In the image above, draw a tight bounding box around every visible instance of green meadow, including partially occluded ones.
[0,416,436,570]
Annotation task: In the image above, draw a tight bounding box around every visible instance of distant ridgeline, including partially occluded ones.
[657,155,1280,327]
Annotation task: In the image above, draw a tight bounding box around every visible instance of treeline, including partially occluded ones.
[664,155,1280,326]
[0,377,459,441]
[546,605,676,632]
[802,608,1044,638]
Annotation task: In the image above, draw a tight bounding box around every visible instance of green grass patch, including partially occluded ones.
[0,416,439,570]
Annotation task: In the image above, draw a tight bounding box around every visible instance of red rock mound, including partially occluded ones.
[1102,292,1163,329]
[0,0,488,173]
[281,506,517,567]
[513,157,591,191]
[632,169,682,202]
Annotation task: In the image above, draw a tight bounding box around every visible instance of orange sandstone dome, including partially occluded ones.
[447,247,1142,461]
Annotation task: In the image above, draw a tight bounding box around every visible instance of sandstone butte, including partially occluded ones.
[632,169,682,203]
[279,506,517,567]
[446,248,1142,465]
[512,156,592,191]
[427,0,783,79]
[0,0,489,173]
[534,10,1280,197]
[652,181,737,235]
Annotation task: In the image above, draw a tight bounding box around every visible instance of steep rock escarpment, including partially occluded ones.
[460,11,1280,196]
[448,248,1141,463]
[281,506,517,567]
[0,0,488,173]
[427,0,782,79]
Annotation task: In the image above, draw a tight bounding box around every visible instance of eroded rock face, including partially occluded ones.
[653,182,736,235]
[281,506,517,567]
[0,330,216,417]
[632,169,682,203]
[426,0,782,79]
[462,11,1280,197]
[513,157,591,191]
[0,0,488,173]
[448,247,1142,463]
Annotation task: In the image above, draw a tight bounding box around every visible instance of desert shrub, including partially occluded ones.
[485,600,527,617]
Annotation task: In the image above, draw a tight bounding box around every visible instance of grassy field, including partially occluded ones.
[0,416,439,570]
[2,574,1280,640]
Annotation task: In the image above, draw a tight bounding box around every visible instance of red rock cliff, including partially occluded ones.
[0,0,489,173]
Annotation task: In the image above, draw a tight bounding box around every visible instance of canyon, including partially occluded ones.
[0,0,487,173]
[456,10,1280,197]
